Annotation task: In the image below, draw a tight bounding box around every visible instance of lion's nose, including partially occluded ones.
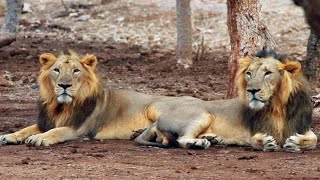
[247,88,261,95]
[58,84,72,89]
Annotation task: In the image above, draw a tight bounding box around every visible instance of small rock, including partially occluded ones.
[76,15,91,21]
[70,148,77,153]
[131,53,141,59]
[19,19,32,26]
[82,137,90,141]
[154,53,164,58]
[21,157,30,165]
[25,55,33,60]
[30,83,39,89]
[69,12,79,18]
[0,77,12,87]
[90,153,104,157]
[47,23,71,32]
[187,150,196,155]
[238,155,257,160]
[116,17,125,22]
[22,3,32,13]
[140,51,149,56]
[190,166,198,170]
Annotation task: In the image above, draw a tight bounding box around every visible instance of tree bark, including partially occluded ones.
[0,0,22,48]
[226,0,275,98]
[176,0,192,69]
[303,30,320,82]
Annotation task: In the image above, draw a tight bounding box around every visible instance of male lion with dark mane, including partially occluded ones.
[134,49,317,152]
[0,51,166,146]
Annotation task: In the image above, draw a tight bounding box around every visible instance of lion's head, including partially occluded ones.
[237,49,307,111]
[38,51,101,105]
[237,49,312,143]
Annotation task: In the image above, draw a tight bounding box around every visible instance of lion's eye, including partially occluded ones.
[53,68,60,73]
[73,69,80,74]
[265,71,272,76]
[245,71,252,77]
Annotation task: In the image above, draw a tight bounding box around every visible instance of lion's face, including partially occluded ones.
[244,58,282,110]
[38,52,99,104]
[238,57,301,110]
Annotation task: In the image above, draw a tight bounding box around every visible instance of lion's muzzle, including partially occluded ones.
[246,88,261,95]
[247,88,266,110]
[57,83,73,104]
[58,83,72,90]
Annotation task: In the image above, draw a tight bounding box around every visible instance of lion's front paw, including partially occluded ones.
[283,135,301,153]
[25,134,55,147]
[263,135,279,152]
[0,133,25,145]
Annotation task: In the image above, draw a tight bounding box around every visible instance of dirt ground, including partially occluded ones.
[0,0,320,179]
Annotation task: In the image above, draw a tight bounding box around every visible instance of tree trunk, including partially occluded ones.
[293,0,320,37]
[226,0,275,98]
[176,0,192,69]
[0,0,22,48]
[303,30,320,82]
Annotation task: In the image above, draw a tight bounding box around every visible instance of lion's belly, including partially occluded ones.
[211,116,251,146]
[94,112,153,140]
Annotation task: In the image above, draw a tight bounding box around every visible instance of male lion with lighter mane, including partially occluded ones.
[134,48,317,152]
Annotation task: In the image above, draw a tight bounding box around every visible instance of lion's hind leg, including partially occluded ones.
[283,130,317,152]
[176,113,214,149]
[198,133,224,145]
[134,122,170,148]
[177,136,211,149]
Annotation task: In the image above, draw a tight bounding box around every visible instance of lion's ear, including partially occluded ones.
[39,53,57,67]
[284,61,301,75]
[81,54,97,69]
[238,56,252,69]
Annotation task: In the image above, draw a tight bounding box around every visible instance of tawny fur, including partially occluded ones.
[135,49,317,152]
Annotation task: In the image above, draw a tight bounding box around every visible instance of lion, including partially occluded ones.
[0,51,168,146]
[134,48,317,152]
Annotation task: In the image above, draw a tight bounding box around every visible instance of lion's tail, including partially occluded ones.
[134,122,170,148]
[135,138,170,148]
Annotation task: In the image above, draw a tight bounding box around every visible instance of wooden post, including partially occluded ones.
[176,0,193,69]
[0,0,22,48]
